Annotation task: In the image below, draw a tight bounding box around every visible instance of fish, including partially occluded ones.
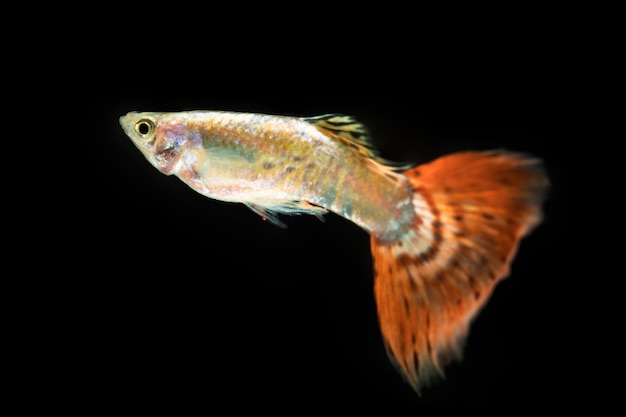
[119,110,548,394]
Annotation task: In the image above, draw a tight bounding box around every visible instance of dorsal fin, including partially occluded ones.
[303,114,413,171]
[303,114,378,156]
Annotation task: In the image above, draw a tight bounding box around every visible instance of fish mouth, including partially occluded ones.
[119,112,138,135]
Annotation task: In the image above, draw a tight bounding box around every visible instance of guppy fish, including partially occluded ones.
[120,110,548,394]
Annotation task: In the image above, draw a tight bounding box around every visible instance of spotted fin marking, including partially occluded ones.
[370,151,548,393]
[304,114,412,171]
[303,114,372,148]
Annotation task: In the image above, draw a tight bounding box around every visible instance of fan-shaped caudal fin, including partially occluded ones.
[370,151,548,393]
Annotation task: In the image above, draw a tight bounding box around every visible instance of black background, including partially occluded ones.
[44,9,575,413]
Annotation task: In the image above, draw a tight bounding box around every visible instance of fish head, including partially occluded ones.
[119,111,188,174]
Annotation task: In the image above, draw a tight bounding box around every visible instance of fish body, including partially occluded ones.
[120,110,548,394]
[120,111,415,238]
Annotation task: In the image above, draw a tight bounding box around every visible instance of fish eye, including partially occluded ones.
[134,119,156,139]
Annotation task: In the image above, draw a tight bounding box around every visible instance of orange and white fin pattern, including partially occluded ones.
[371,150,548,393]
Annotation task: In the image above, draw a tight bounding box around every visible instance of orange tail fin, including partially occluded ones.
[370,150,548,393]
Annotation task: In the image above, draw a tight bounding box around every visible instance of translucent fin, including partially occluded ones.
[303,114,412,171]
[245,203,288,228]
[303,114,373,148]
[245,200,328,228]
[370,150,548,393]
